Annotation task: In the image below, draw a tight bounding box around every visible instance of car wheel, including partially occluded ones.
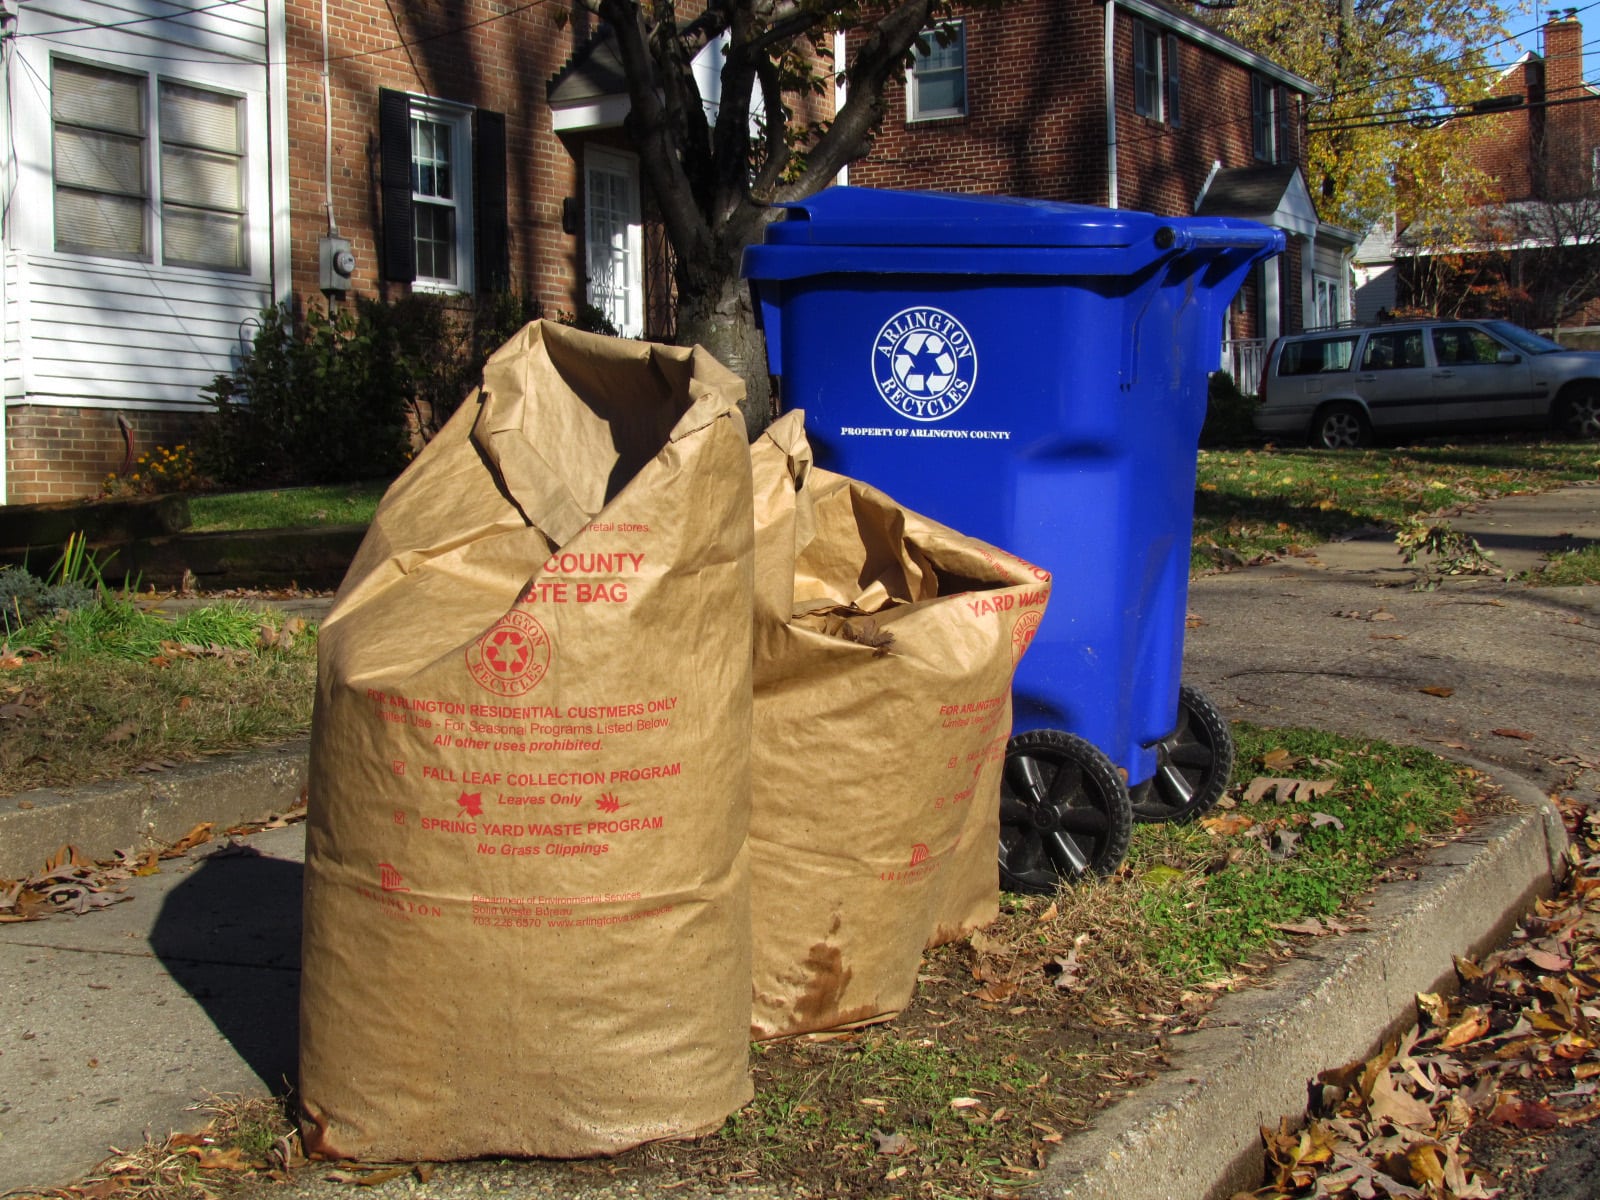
[998,731,1133,894]
[1128,685,1236,824]
[1311,402,1371,450]
[1555,385,1600,439]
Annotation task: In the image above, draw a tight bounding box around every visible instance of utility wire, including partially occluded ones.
[19,0,256,39]
[14,0,554,68]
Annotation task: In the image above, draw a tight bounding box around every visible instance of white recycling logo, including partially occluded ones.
[894,332,959,397]
[872,307,978,422]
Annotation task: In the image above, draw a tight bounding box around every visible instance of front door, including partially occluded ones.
[584,147,643,338]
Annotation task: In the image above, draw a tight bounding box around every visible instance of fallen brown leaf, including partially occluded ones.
[1270,918,1327,937]
[1419,685,1455,698]
[1367,1069,1434,1129]
[1439,1006,1492,1050]
[1201,813,1257,837]
[1491,728,1536,741]
[99,720,140,745]
[1243,777,1336,804]
[1489,1095,1561,1129]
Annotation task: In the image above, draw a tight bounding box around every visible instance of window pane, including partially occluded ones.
[53,61,143,136]
[913,24,964,117]
[1134,26,1159,117]
[411,117,452,200]
[163,206,244,269]
[55,189,145,255]
[414,201,455,282]
[162,146,243,210]
[917,71,964,115]
[56,127,145,195]
[916,26,963,71]
[160,84,241,153]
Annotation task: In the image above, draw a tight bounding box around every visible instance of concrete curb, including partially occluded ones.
[1032,767,1568,1200]
[0,741,308,879]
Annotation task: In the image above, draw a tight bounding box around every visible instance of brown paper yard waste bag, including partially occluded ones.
[299,321,754,1161]
[749,411,1051,1040]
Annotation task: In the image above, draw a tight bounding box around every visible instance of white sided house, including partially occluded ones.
[1,0,290,504]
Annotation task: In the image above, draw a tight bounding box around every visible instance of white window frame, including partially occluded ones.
[584,146,643,339]
[907,21,966,121]
[1314,273,1341,329]
[49,56,250,274]
[407,97,474,295]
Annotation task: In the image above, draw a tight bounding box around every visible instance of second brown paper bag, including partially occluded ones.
[749,411,1052,1039]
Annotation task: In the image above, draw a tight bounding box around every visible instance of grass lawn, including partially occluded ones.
[174,437,1597,579]
[186,481,387,532]
[1196,438,1593,569]
[1193,437,1599,570]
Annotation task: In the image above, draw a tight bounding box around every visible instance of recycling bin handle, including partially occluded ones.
[1154,224,1286,254]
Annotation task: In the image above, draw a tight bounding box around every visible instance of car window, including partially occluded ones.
[1278,335,1358,376]
[1483,320,1562,354]
[1362,330,1425,370]
[1432,327,1501,365]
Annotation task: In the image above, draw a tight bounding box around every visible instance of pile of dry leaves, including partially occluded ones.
[1236,796,1600,1200]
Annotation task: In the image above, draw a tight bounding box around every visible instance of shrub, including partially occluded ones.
[194,291,546,488]
[0,566,96,639]
[1199,371,1262,448]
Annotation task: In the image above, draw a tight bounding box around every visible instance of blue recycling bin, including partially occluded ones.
[742,188,1282,855]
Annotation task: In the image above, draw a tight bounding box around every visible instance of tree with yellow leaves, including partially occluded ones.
[1207,0,1512,234]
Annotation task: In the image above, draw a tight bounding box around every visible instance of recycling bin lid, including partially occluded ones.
[761,187,1174,249]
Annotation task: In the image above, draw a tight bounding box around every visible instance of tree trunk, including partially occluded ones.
[675,272,775,442]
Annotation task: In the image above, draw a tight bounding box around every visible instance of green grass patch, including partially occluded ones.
[186,482,387,532]
[1194,439,1599,570]
[1523,542,1600,586]
[1128,724,1474,980]
[0,597,316,797]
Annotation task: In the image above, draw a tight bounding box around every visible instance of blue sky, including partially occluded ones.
[1491,0,1600,81]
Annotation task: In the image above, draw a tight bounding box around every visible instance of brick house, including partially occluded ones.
[0,0,596,504]
[847,0,1358,380]
[1359,12,1600,330]
[2,0,1336,504]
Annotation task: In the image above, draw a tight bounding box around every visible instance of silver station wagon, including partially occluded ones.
[1253,318,1600,448]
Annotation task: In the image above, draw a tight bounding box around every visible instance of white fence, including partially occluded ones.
[1221,338,1268,396]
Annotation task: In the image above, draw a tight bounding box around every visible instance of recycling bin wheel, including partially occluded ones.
[999,731,1133,894]
[1128,684,1235,824]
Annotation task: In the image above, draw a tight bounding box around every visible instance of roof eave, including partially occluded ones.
[1114,0,1319,96]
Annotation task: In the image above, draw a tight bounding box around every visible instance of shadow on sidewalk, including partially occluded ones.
[149,846,302,1093]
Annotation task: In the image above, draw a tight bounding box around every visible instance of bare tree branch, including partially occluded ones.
[776,0,935,200]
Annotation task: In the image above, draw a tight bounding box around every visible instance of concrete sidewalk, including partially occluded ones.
[0,483,1596,1199]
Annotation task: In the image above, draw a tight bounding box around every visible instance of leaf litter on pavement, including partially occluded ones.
[1234,795,1600,1200]
[0,795,306,922]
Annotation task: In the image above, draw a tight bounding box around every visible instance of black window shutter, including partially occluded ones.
[1165,33,1180,127]
[474,108,508,293]
[378,88,415,283]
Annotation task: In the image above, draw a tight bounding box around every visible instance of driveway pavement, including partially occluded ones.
[0,483,1595,1199]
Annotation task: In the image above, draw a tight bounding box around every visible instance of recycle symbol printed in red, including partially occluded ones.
[466,611,551,696]
[485,628,530,674]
